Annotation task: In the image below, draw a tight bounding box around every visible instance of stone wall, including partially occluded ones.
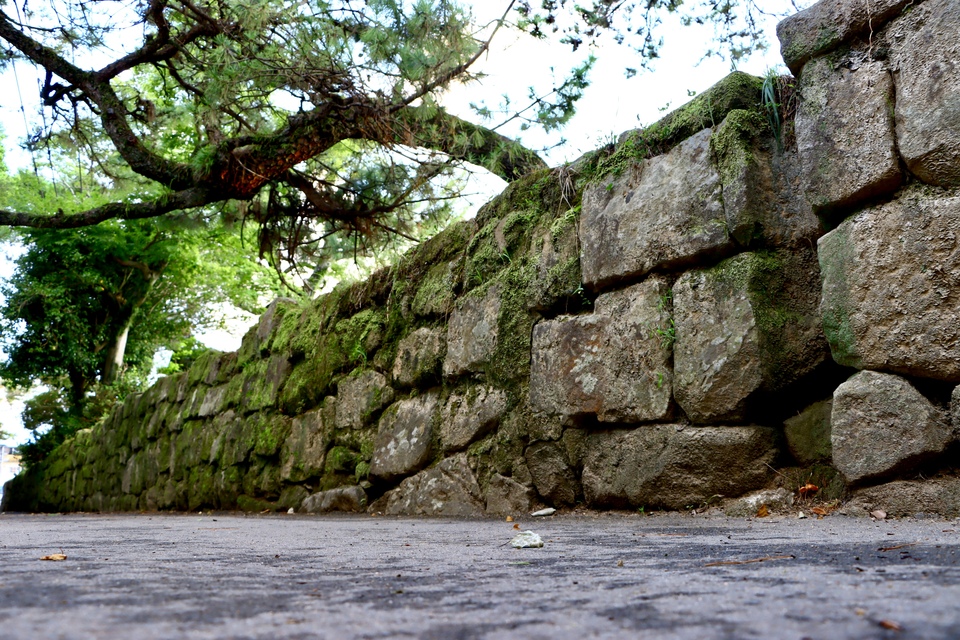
[5,0,960,517]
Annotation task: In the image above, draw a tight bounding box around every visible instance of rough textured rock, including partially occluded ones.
[580,128,731,289]
[524,441,579,508]
[784,399,833,465]
[777,0,913,74]
[889,0,960,187]
[530,277,673,422]
[581,426,778,510]
[280,402,333,482]
[796,55,901,215]
[335,370,395,429]
[846,477,960,518]
[484,473,537,516]
[954,385,960,433]
[300,486,367,513]
[710,111,821,248]
[199,385,229,418]
[725,488,795,517]
[392,328,445,389]
[818,192,960,381]
[378,454,485,517]
[443,285,501,377]
[673,250,828,423]
[832,371,953,484]
[439,386,508,453]
[369,392,439,482]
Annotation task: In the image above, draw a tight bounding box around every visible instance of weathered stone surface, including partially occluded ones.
[953,385,960,433]
[439,386,508,453]
[818,192,960,381]
[725,488,795,517]
[530,277,673,423]
[484,473,537,516]
[784,399,833,465]
[392,328,445,388]
[832,371,953,484]
[280,401,334,482]
[411,261,458,318]
[777,0,913,74]
[198,384,229,418]
[581,426,777,510]
[525,209,582,312]
[443,285,501,377]
[335,370,395,429]
[710,111,822,248]
[674,250,828,423]
[796,55,901,215]
[580,129,731,289]
[846,477,960,519]
[524,441,579,507]
[888,0,960,187]
[369,391,439,481]
[379,454,485,517]
[301,486,367,513]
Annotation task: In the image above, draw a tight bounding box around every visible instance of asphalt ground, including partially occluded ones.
[1,511,959,639]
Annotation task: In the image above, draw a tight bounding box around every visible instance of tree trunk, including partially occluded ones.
[100,315,134,385]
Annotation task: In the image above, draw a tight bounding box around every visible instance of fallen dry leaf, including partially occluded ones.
[40,554,67,561]
[798,483,819,498]
[705,555,794,567]
[756,504,770,518]
[878,543,917,552]
[513,523,520,530]
[505,516,514,522]
[878,620,902,631]
[811,507,829,516]
[616,559,624,567]
[871,510,887,520]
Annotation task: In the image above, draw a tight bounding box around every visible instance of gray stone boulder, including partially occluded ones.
[485,473,537,516]
[832,371,953,484]
[392,327,445,388]
[673,250,828,423]
[580,128,731,289]
[301,486,367,513]
[439,385,508,453]
[581,425,777,510]
[530,277,673,423]
[369,391,439,482]
[846,477,960,519]
[725,488,795,517]
[378,454,485,517]
[889,0,960,187]
[777,0,913,74]
[443,285,501,377]
[525,441,579,507]
[818,192,960,381]
[784,399,833,466]
[280,401,334,482]
[335,370,394,429]
[796,55,901,214]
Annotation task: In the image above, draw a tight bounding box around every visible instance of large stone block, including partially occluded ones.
[530,277,673,423]
[280,401,334,483]
[710,111,822,248]
[439,385,508,453]
[392,327,445,388]
[818,192,960,381]
[796,55,901,215]
[335,370,395,429]
[580,129,731,289]
[673,250,828,423]
[485,473,537,516]
[369,391,439,482]
[581,425,777,510]
[832,371,953,484]
[889,0,960,187]
[301,486,367,513]
[847,477,960,518]
[525,441,579,507]
[777,0,914,75]
[379,454,485,517]
[443,285,501,377]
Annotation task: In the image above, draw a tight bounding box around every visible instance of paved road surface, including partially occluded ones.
[1,511,959,639]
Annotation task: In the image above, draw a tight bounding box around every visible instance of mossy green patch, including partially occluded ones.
[186,350,223,388]
[818,225,862,369]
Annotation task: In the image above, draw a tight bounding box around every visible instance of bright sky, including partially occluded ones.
[0,0,810,447]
